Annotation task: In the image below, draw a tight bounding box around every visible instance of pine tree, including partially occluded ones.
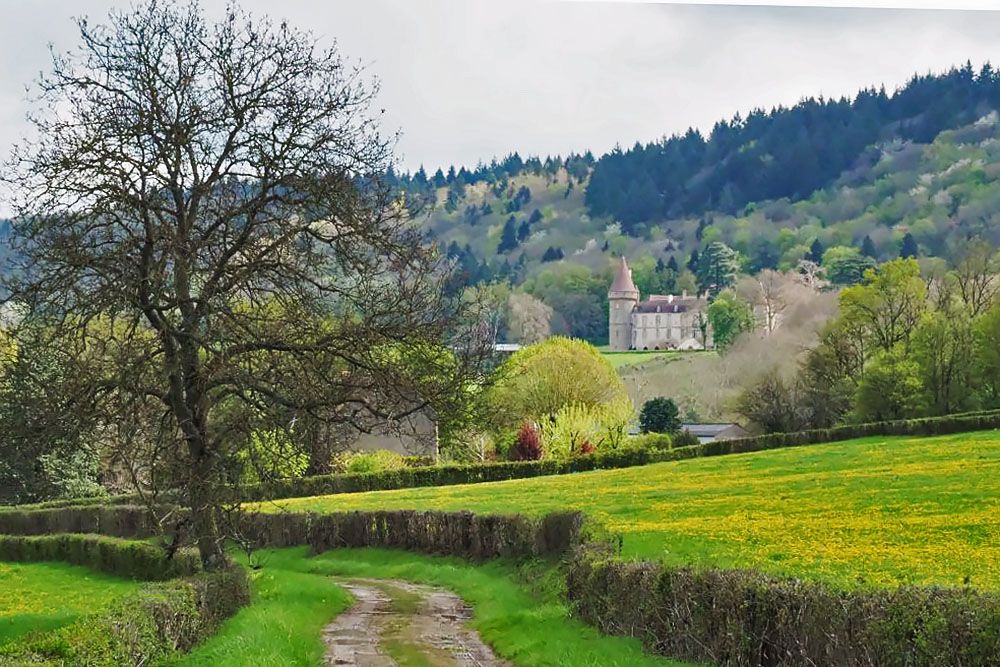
[809,238,825,264]
[497,216,519,254]
[517,219,531,242]
[542,246,562,262]
[687,249,700,274]
[432,168,446,188]
[697,241,740,297]
[900,233,919,259]
[861,235,878,258]
[666,255,680,273]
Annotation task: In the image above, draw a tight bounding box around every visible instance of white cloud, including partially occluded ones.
[2,0,1000,184]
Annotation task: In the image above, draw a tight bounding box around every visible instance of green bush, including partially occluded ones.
[334,449,407,474]
[237,429,309,485]
[625,432,673,453]
[0,533,200,580]
[638,397,681,434]
[671,430,700,448]
[0,566,250,666]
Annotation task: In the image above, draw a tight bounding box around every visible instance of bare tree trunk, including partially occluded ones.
[187,438,227,569]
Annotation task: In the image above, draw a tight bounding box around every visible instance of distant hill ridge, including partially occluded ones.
[391,63,1000,292]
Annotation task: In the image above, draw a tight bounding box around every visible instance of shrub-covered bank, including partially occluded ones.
[0,566,250,666]
[567,544,1000,667]
[8,410,999,513]
[232,408,1000,501]
[0,533,200,580]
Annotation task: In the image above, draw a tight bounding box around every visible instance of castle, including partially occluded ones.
[608,256,711,351]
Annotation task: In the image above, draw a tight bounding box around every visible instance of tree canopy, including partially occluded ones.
[1,1,487,567]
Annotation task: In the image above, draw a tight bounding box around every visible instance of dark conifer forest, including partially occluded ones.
[583,63,1000,233]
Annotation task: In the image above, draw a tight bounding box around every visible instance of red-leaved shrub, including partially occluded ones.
[510,422,543,461]
[577,440,596,456]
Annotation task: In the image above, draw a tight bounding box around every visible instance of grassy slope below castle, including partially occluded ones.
[258,429,1000,591]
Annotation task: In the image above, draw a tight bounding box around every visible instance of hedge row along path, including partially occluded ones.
[324,577,509,666]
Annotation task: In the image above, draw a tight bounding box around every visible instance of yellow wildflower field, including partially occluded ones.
[0,560,140,644]
[259,430,1000,590]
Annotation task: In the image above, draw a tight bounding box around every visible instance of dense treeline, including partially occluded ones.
[738,248,1000,433]
[585,63,1000,233]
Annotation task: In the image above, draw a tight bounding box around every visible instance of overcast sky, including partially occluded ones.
[3,0,1000,179]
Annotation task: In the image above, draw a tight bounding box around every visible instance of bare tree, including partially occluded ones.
[953,238,1000,316]
[795,259,827,291]
[507,292,552,344]
[2,2,486,568]
[736,269,792,335]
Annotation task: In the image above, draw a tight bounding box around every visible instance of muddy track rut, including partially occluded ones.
[324,578,511,667]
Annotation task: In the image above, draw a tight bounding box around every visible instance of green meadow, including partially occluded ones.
[258,430,1000,591]
[0,560,140,646]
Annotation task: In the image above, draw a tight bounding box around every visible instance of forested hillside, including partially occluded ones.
[388,64,1000,343]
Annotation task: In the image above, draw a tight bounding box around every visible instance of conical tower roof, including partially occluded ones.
[609,256,639,297]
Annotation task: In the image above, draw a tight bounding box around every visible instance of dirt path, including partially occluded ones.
[323,578,511,667]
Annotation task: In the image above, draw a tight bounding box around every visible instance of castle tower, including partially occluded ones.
[608,256,639,351]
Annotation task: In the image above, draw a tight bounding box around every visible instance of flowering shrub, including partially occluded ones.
[510,422,543,461]
[539,399,633,459]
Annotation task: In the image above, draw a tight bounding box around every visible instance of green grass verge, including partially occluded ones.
[0,560,141,646]
[160,553,351,667]
[599,349,711,369]
[169,546,689,667]
[258,430,1000,591]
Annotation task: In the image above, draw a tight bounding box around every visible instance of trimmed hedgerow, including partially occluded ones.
[0,505,586,561]
[0,533,200,580]
[0,565,250,666]
[566,545,1000,667]
[241,509,585,560]
[0,504,173,537]
[675,409,1000,460]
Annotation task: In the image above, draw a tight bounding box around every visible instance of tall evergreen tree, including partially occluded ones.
[497,216,519,254]
[809,238,825,264]
[696,242,740,297]
[687,249,700,274]
[861,235,878,258]
[900,232,919,259]
[517,219,531,242]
